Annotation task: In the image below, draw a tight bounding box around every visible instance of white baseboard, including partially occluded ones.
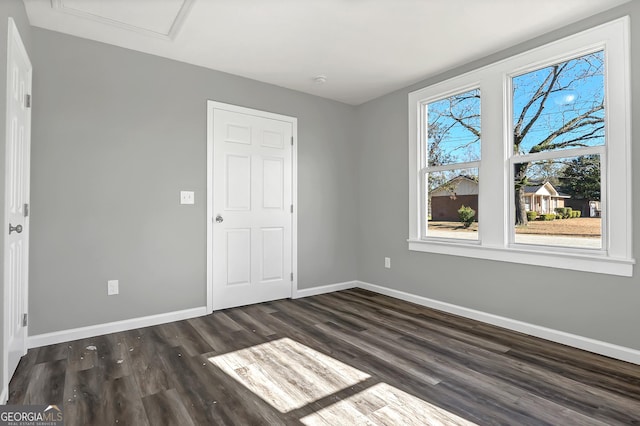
[23,281,640,365]
[293,281,357,299]
[356,281,640,365]
[27,306,208,349]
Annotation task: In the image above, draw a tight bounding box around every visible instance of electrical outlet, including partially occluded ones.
[107,280,119,295]
[180,191,195,205]
[384,257,391,269]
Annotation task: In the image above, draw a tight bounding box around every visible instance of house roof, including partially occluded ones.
[432,178,570,198]
[430,175,478,197]
[523,182,569,198]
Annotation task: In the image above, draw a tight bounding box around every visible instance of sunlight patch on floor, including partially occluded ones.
[208,337,370,413]
[300,382,478,426]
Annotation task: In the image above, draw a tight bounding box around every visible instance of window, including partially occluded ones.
[408,18,633,276]
[423,88,480,240]
[511,51,604,249]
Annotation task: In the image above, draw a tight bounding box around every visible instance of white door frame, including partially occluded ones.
[206,101,297,312]
[2,17,31,403]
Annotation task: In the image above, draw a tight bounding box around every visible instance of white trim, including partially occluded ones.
[407,17,633,276]
[292,281,357,299]
[408,239,633,276]
[206,101,298,312]
[0,386,7,405]
[206,101,214,312]
[291,119,299,301]
[27,307,207,349]
[356,281,640,365]
[50,0,195,41]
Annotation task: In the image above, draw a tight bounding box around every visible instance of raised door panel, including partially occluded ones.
[261,228,283,282]
[225,154,251,211]
[225,123,252,145]
[262,157,284,210]
[262,129,284,149]
[226,229,251,286]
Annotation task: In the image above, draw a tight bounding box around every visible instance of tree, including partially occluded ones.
[428,51,605,225]
[512,52,604,225]
[427,90,480,195]
[526,159,563,187]
[560,155,601,200]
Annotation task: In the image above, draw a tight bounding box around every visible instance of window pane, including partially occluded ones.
[427,89,480,166]
[513,51,605,155]
[427,169,479,240]
[514,155,601,249]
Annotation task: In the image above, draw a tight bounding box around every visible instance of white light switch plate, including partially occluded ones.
[180,191,195,205]
[107,280,119,295]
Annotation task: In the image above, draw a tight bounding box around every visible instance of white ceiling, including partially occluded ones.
[23,0,630,105]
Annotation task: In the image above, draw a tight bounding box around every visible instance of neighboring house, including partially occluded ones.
[522,182,569,214]
[430,177,570,221]
[430,175,479,221]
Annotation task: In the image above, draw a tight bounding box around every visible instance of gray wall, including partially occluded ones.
[29,29,358,334]
[16,0,640,357]
[0,0,31,397]
[355,2,640,351]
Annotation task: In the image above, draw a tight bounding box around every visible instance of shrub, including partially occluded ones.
[575,211,581,218]
[542,213,555,221]
[526,211,538,221]
[555,207,573,219]
[556,214,562,219]
[458,205,476,228]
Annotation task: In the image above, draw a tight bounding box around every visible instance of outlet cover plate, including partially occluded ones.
[180,191,195,205]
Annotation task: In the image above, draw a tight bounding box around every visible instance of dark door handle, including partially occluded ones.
[9,223,22,234]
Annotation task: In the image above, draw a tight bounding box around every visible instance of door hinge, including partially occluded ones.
[290,204,293,213]
[23,203,29,217]
[290,272,294,281]
[291,136,294,146]
[22,313,28,327]
[25,94,31,108]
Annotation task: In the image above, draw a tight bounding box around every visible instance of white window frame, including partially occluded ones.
[408,17,633,276]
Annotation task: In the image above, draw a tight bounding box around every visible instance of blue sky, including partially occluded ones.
[427,50,605,166]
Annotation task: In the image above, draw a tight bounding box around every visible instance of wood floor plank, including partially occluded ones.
[62,366,105,426]
[141,388,198,426]
[21,359,66,405]
[100,375,149,426]
[8,289,640,425]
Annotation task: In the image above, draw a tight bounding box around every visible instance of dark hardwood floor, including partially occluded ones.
[8,288,640,425]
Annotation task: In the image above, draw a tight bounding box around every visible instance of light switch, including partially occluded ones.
[180,191,195,205]
[107,280,119,295]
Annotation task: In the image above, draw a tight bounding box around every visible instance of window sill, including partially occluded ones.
[407,238,634,277]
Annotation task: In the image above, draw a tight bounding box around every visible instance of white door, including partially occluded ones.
[208,102,296,310]
[3,18,32,391]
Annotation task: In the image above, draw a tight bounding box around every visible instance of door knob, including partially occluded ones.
[215,215,224,223]
[9,223,22,234]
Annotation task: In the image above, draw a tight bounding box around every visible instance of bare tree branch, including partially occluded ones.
[531,104,604,152]
[515,62,569,143]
